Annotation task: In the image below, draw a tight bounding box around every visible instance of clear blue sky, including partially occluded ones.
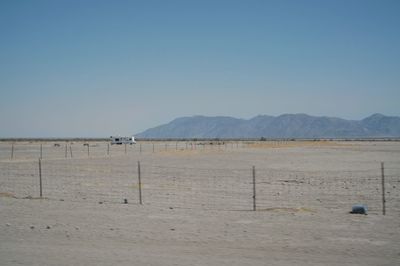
[0,0,399,137]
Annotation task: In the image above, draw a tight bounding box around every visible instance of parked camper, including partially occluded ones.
[110,136,136,145]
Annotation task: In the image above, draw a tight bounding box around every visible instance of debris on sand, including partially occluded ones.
[350,204,368,215]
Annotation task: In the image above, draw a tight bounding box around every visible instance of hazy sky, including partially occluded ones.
[1,0,399,137]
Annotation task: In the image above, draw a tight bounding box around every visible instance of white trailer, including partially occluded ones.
[110,136,136,145]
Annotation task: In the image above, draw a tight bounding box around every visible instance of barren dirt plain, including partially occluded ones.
[1,140,399,265]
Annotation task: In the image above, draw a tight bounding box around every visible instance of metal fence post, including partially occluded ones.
[381,162,386,215]
[11,143,14,160]
[39,158,43,198]
[138,161,143,205]
[253,166,256,211]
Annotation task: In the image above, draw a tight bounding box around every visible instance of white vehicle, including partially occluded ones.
[110,136,136,145]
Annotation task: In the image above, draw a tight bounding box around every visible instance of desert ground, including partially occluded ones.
[0,140,399,265]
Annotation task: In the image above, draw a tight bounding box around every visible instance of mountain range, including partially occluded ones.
[136,113,400,139]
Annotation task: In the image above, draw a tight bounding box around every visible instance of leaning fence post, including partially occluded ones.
[252,166,256,211]
[381,162,386,215]
[137,161,143,205]
[39,158,43,198]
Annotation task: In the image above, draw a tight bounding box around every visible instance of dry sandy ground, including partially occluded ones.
[1,141,399,265]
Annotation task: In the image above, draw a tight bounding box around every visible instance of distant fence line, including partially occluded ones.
[2,138,400,142]
[4,140,400,161]
[0,157,398,215]
[0,141,254,161]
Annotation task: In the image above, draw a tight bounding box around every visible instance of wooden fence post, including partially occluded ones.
[253,166,256,211]
[40,144,43,159]
[65,144,67,158]
[381,162,386,215]
[70,145,73,158]
[39,158,43,198]
[87,144,90,157]
[138,161,143,205]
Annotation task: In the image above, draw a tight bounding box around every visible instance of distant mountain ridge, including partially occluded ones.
[136,113,400,139]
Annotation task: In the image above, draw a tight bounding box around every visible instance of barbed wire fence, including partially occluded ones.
[253,167,398,214]
[0,152,399,215]
[141,164,252,210]
[0,142,138,160]
[2,140,351,161]
[0,141,248,161]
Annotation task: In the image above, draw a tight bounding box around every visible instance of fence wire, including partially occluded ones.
[0,155,399,214]
[0,141,246,161]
